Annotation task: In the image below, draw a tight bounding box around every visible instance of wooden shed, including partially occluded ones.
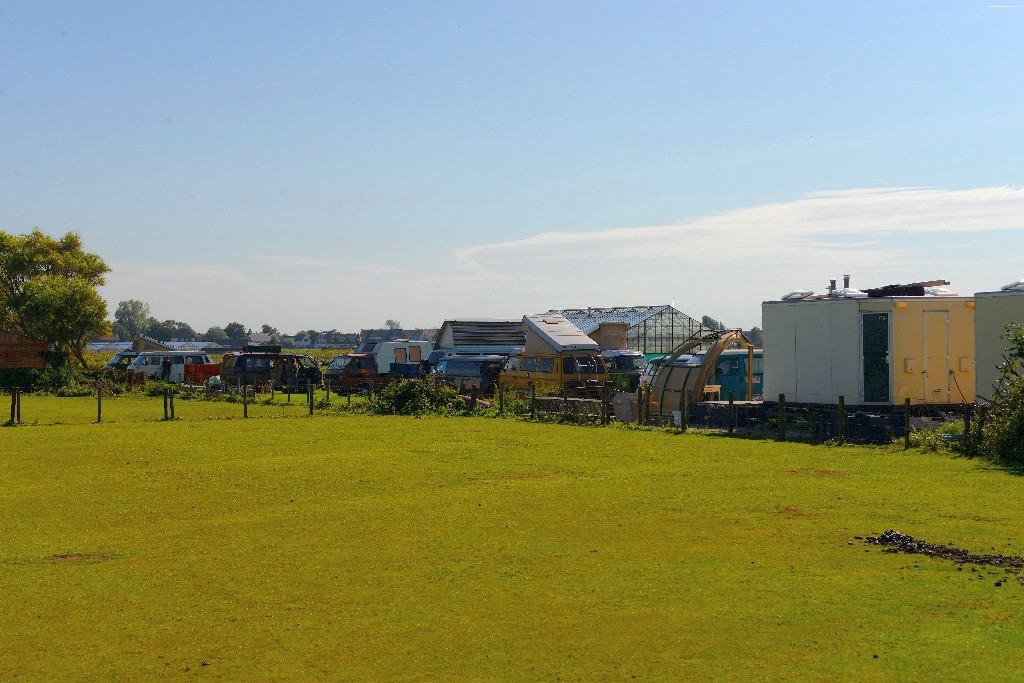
[763,287,975,407]
[0,331,47,369]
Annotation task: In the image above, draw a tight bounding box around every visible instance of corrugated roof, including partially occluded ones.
[547,305,688,334]
[524,314,599,352]
[441,319,526,347]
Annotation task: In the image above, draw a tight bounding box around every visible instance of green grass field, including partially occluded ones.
[3,398,1024,680]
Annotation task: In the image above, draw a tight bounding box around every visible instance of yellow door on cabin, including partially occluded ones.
[923,311,950,404]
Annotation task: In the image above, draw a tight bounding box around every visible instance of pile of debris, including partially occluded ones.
[864,529,1024,569]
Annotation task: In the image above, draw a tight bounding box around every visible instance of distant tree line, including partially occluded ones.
[112,300,290,343]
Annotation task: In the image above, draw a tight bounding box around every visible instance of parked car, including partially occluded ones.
[220,351,322,389]
[680,348,763,400]
[500,352,609,393]
[663,348,761,401]
[127,351,215,383]
[433,355,506,394]
[324,352,424,394]
[601,349,646,392]
[102,350,139,371]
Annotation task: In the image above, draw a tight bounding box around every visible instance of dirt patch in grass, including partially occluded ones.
[49,553,117,563]
[776,505,810,518]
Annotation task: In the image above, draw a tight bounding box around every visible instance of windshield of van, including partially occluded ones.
[608,355,644,371]
[327,356,352,371]
[563,356,605,375]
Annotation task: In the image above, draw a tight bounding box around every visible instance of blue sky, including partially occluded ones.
[2,1,1023,333]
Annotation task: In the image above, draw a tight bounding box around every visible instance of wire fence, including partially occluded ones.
[1,380,974,450]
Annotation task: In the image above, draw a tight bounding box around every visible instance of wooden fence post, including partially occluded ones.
[163,389,169,420]
[680,388,688,432]
[243,385,249,419]
[10,391,16,424]
[728,391,735,434]
[963,404,972,455]
[904,398,911,450]
[170,388,176,420]
[778,394,786,441]
[838,395,846,445]
[308,381,314,415]
[97,387,102,423]
[530,383,536,420]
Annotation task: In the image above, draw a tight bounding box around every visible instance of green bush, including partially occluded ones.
[367,379,471,416]
[974,323,1024,464]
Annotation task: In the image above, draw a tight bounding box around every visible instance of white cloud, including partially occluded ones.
[101,186,1024,333]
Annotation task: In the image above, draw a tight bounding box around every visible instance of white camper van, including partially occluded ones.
[127,351,213,383]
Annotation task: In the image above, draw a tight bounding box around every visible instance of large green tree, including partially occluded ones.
[144,319,197,341]
[112,299,153,340]
[224,322,246,338]
[203,326,229,341]
[0,229,111,366]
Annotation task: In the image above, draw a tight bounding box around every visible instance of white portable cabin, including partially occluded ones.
[522,314,600,355]
[368,340,433,374]
[763,287,975,406]
[974,281,1024,402]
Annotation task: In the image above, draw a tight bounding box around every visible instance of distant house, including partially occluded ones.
[0,331,48,369]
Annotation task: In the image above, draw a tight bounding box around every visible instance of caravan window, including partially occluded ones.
[409,346,422,362]
[537,358,555,373]
[521,357,537,372]
[395,348,408,364]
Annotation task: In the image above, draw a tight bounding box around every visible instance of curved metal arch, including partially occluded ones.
[648,329,755,419]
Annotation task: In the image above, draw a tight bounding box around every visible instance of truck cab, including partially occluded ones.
[324,353,392,393]
[601,349,646,392]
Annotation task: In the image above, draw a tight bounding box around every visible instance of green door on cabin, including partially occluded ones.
[862,312,890,403]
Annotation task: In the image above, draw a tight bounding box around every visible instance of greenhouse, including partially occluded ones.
[546,305,711,356]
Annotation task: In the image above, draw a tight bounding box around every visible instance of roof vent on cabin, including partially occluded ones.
[1001,279,1024,292]
[781,290,814,300]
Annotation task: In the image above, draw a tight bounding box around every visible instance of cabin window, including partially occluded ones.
[395,348,408,364]
[521,357,538,372]
[538,358,555,373]
[409,347,421,362]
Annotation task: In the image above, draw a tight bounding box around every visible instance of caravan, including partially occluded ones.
[127,351,214,383]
